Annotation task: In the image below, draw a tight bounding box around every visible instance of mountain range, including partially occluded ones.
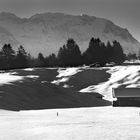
[0,12,139,57]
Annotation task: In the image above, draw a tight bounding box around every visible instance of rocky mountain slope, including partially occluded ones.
[0,12,139,56]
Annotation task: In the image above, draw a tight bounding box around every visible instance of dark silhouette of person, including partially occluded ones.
[57,112,58,116]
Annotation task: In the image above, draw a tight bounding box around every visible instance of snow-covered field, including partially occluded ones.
[53,66,140,100]
[1,66,140,139]
[1,106,140,140]
[1,66,140,101]
[80,66,140,100]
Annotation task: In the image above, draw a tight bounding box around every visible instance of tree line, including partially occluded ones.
[42,37,126,67]
[0,44,28,70]
[0,37,127,70]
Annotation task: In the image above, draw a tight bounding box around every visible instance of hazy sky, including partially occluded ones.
[0,0,140,41]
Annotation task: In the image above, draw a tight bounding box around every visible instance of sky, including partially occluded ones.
[0,0,140,41]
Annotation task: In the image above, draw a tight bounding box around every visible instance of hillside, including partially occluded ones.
[0,68,110,111]
[0,65,140,110]
[0,12,139,56]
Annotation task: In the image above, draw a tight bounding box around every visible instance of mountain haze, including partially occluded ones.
[0,12,139,56]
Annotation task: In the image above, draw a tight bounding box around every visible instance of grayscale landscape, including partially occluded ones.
[0,0,140,139]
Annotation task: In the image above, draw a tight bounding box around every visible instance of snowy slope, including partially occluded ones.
[0,12,139,56]
[1,107,140,140]
[79,66,140,100]
[52,66,140,100]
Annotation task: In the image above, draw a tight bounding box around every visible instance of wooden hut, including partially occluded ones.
[112,88,140,107]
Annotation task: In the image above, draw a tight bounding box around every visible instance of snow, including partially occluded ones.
[1,106,140,140]
[50,66,140,100]
[63,84,72,88]
[51,67,83,85]
[51,77,69,85]
[56,68,83,78]
[41,81,48,84]
[24,68,35,71]
[0,72,40,85]
[80,66,140,100]
[25,75,39,79]
[0,72,23,85]
[124,60,140,63]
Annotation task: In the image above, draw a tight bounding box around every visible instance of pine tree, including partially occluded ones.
[83,37,106,66]
[83,37,96,65]
[126,53,137,61]
[46,53,57,67]
[106,41,114,63]
[57,39,82,67]
[16,45,28,68]
[0,44,16,69]
[112,40,125,64]
[37,52,45,67]
[99,42,107,66]
[57,45,67,66]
